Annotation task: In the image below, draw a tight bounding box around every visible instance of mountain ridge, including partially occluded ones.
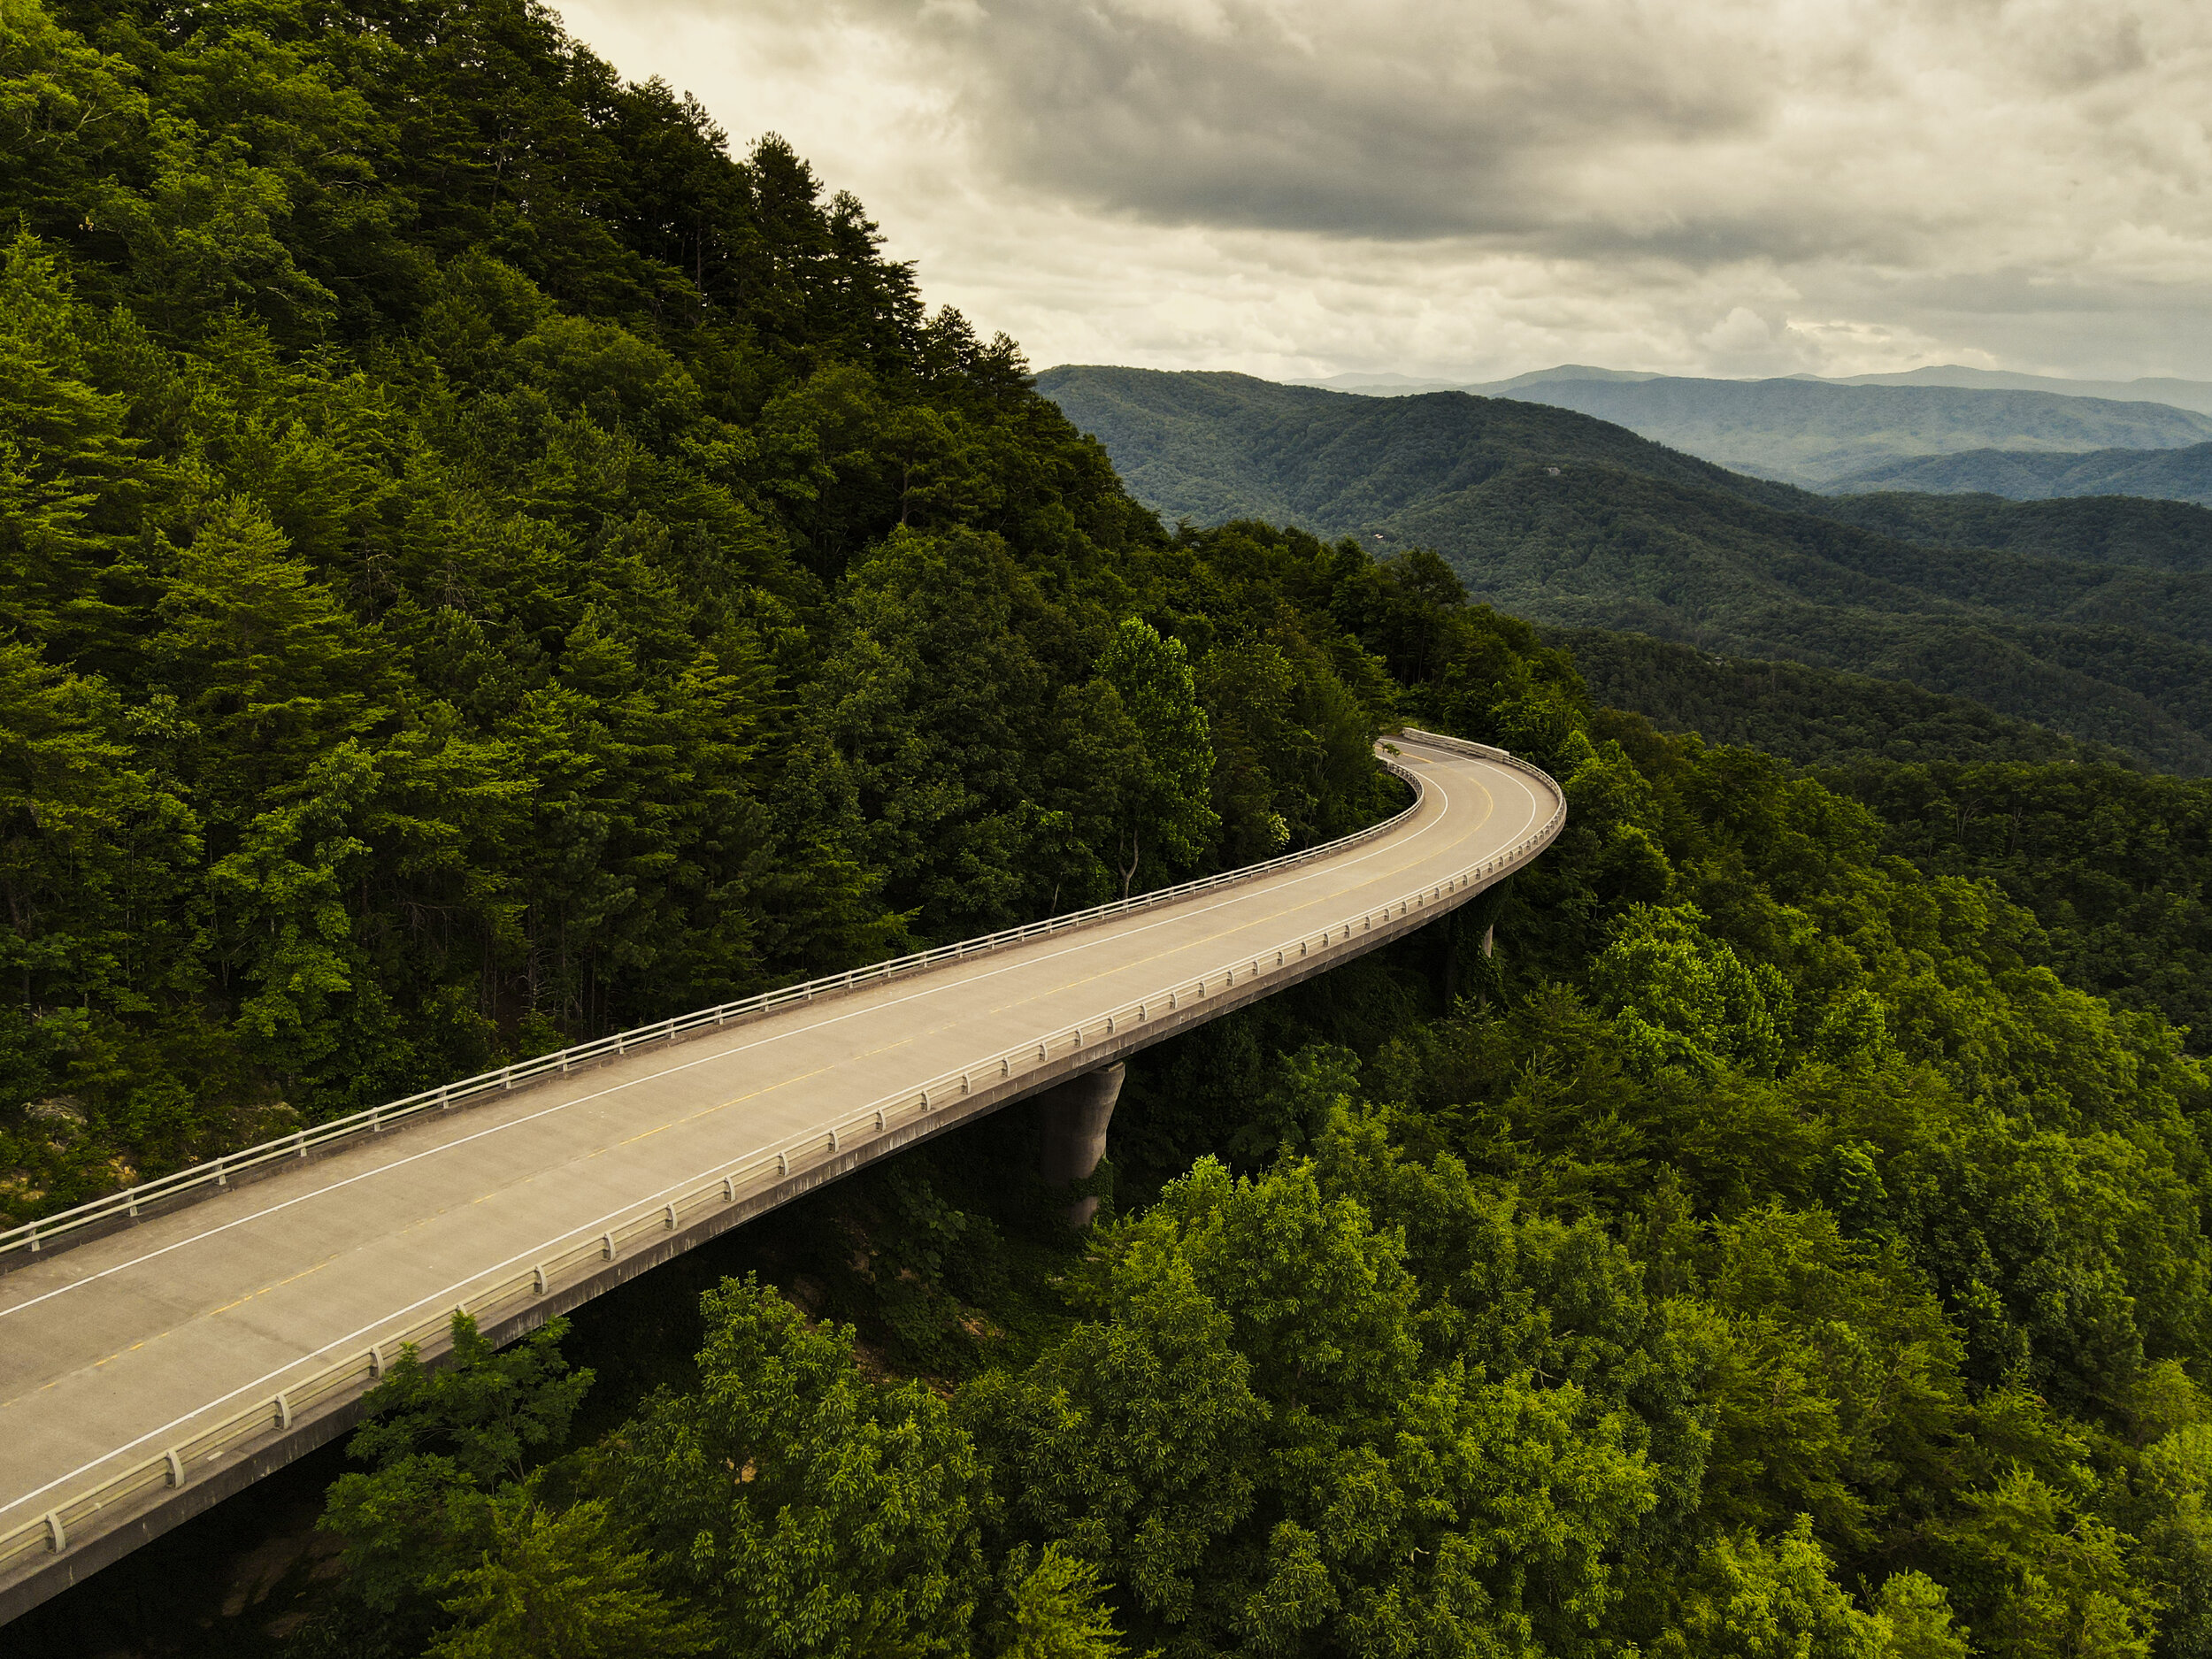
[1038,365,2212,773]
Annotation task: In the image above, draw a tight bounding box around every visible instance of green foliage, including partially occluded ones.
[344,1312,592,1490]
[319,1312,593,1632]
[10,11,2212,1659]
[0,12,1416,1216]
[1041,367,2212,774]
[1094,617,1218,894]
[965,1154,1663,1657]
[1816,491,2212,572]
[1557,626,2128,770]
[992,1545,1134,1659]
[1653,1520,1889,1659]
[426,1494,710,1659]
[618,1275,985,1657]
[1826,444,2212,505]
[1822,757,2212,1049]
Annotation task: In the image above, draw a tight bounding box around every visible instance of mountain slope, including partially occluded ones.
[1815,491,2212,572]
[1302,364,2212,484]
[1821,364,2212,418]
[1378,461,2212,771]
[1032,365,1808,528]
[1041,365,2212,773]
[1479,375,2212,487]
[1551,626,2131,769]
[1829,442,2212,503]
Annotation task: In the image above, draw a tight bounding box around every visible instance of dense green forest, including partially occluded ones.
[1820,494,2212,573]
[1041,368,2212,774]
[1550,626,2131,770]
[1831,446,2212,506]
[0,0,1410,1221]
[1548,630,2212,1053]
[9,4,2212,1658]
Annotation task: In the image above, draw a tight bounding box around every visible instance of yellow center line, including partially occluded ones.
[84,771,1510,1356]
[0,753,1531,1420]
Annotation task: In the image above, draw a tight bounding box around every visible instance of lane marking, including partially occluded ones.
[0,748,1498,1329]
[0,754,1549,1520]
[0,761,1536,1422]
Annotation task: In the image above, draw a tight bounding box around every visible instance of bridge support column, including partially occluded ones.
[1037,1063,1124,1228]
[1482,923,1494,958]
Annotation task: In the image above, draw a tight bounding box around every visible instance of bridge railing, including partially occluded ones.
[0,734,1563,1581]
[0,740,1493,1266]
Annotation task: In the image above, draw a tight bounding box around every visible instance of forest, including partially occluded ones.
[5,3,2212,1657]
[1550,626,2132,772]
[1828,445,2212,506]
[1041,367,2212,777]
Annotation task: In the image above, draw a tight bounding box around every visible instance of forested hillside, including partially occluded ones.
[1831,443,2212,505]
[9,5,2212,1659]
[1817,491,2212,572]
[1462,374,2212,488]
[1034,365,1806,526]
[1305,366,2212,487]
[0,0,1415,1222]
[1042,368,2212,774]
[1549,629,2212,1049]
[1551,626,2129,769]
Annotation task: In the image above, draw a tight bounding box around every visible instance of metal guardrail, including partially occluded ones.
[2,746,1452,1266]
[0,731,1563,1578]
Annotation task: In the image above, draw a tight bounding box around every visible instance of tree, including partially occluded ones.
[321,1312,593,1631]
[428,1493,709,1659]
[151,495,378,819]
[1653,1520,1889,1659]
[1093,618,1217,897]
[619,1275,986,1658]
[989,1545,1133,1659]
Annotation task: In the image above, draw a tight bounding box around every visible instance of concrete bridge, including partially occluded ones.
[0,730,1563,1620]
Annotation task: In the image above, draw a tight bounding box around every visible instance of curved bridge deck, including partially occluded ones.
[0,731,1561,1618]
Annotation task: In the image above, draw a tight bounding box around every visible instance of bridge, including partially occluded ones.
[0,730,1563,1620]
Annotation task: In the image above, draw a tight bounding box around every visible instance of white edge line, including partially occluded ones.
[0,752,1551,1525]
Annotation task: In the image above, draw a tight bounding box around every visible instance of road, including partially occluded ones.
[0,731,1562,1617]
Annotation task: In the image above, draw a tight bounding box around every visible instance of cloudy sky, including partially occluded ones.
[559,0,2212,384]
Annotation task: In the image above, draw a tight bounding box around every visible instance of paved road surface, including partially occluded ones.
[0,732,1561,1617]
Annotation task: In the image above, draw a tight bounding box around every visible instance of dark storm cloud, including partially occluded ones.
[894,0,1785,243]
[852,0,2212,277]
[565,0,2212,378]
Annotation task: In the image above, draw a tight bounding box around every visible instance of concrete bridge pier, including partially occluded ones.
[1036,1063,1125,1227]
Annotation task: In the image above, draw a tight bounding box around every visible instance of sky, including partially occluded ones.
[558,0,2212,385]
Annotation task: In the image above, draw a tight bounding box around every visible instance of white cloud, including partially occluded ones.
[553,0,2212,381]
